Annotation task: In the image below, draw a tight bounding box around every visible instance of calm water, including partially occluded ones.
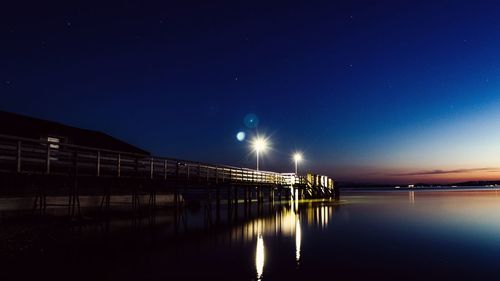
[4,189,500,280]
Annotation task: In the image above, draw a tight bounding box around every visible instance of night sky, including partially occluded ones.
[2,1,500,183]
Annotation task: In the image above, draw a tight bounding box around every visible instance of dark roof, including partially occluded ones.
[0,111,150,155]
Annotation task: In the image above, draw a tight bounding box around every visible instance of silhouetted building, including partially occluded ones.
[0,110,149,155]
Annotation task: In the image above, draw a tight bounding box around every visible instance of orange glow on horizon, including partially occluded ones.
[331,165,500,184]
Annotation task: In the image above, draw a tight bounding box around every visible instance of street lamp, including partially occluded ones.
[252,137,268,170]
[293,152,302,174]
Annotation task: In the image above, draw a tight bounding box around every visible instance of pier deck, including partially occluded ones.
[0,134,337,215]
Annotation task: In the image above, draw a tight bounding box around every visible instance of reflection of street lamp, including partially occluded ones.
[296,219,302,264]
[252,137,269,170]
[293,153,302,174]
[256,233,265,280]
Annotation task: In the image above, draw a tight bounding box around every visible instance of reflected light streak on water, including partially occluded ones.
[295,218,301,263]
[256,233,265,280]
[232,203,334,243]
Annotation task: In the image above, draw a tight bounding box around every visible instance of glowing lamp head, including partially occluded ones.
[252,137,269,153]
[293,153,303,163]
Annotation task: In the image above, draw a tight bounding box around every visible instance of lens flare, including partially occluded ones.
[236,131,246,141]
[244,113,259,128]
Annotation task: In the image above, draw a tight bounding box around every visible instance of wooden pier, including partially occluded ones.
[0,134,337,216]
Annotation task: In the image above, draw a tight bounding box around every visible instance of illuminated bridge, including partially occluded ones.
[0,134,337,216]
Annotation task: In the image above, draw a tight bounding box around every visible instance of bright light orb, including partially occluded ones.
[236,131,246,142]
[252,137,269,153]
[293,153,303,162]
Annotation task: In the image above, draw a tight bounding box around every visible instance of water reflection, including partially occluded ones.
[256,233,265,280]
[8,191,500,281]
[246,201,334,278]
[0,198,338,281]
[232,202,334,242]
[295,218,301,264]
[409,191,415,205]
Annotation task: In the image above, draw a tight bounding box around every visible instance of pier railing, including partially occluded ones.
[0,134,311,187]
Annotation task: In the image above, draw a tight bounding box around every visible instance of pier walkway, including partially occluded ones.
[0,134,337,216]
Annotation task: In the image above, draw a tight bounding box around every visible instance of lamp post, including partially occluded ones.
[293,153,302,174]
[252,137,268,171]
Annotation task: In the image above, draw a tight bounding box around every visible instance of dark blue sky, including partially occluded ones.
[2,1,500,183]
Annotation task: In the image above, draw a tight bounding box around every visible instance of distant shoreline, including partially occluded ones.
[341,186,500,191]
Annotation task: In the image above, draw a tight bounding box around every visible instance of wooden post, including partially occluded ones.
[184,164,189,202]
[234,186,238,205]
[16,140,21,173]
[176,162,180,177]
[117,153,121,177]
[97,151,101,176]
[206,165,209,183]
[216,187,220,221]
[233,186,238,217]
[174,163,179,208]
[215,166,219,184]
[70,150,80,217]
[174,188,179,208]
[227,186,232,221]
[134,157,139,177]
[73,150,79,176]
[198,163,201,183]
[164,160,167,180]
[243,190,249,218]
[46,145,51,174]
[150,157,154,179]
